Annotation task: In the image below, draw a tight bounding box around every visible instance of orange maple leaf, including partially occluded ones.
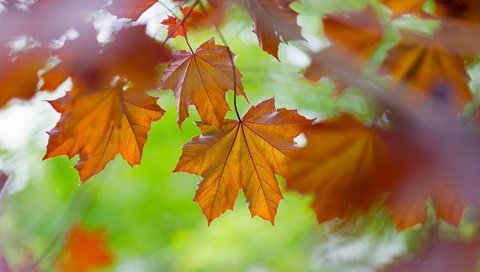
[244,0,303,59]
[382,31,472,107]
[56,225,113,272]
[45,80,164,182]
[175,98,313,224]
[160,38,245,128]
[106,0,157,20]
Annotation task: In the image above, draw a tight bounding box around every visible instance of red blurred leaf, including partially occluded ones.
[43,25,171,93]
[0,47,49,107]
[56,225,113,272]
[244,0,303,59]
[287,107,475,229]
[286,114,395,223]
[175,98,313,224]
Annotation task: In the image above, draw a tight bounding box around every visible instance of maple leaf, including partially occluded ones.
[160,38,245,128]
[286,113,394,223]
[161,15,187,38]
[244,0,303,59]
[382,31,472,107]
[45,80,164,182]
[161,6,200,39]
[286,109,474,229]
[106,0,157,20]
[0,47,49,108]
[304,7,383,92]
[161,2,226,39]
[56,225,113,272]
[175,98,313,224]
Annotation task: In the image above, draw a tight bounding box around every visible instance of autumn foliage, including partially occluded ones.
[2,0,480,270]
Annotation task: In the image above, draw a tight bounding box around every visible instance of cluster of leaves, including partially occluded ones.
[2,0,480,270]
[291,0,480,230]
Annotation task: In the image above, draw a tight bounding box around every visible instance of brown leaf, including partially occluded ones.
[175,98,313,224]
[286,114,394,223]
[244,0,303,59]
[382,31,472,107]
[160,38,245,128]
[56,225,113,272]
[45,81,164,182]
[43,25,171,93]
[286,109,474,229]
[0,48,48,107]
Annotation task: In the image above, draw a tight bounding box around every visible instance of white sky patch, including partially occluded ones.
[311,233,406,271]
[282,44,310,67]
[0,83,67,194]
[294,133,307,147]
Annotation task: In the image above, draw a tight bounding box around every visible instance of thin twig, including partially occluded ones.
[198,1,243,121]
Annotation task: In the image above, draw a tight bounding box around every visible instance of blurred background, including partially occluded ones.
[1,0,474,271]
